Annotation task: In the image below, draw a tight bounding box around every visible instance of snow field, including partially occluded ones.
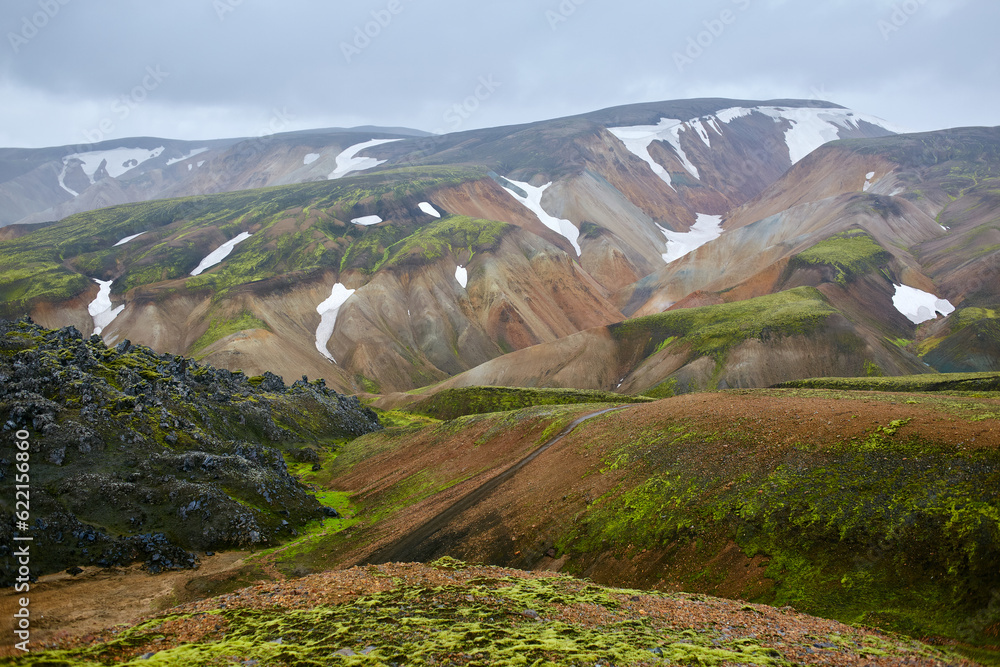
[315,283,356,362]
[498,178,582,256]
[190,232,253,276]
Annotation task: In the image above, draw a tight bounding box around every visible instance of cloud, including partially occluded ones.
[0,0,996,147]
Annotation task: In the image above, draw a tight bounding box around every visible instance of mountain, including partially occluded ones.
[0,126,430,228]
[1,99,996,395]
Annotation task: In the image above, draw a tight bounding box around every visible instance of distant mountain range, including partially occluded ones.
[1,98,996,395]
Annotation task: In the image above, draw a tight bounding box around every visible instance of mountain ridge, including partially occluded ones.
[0,99,995,395]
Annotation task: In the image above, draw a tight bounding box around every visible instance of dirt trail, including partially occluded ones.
[364,405,627,565]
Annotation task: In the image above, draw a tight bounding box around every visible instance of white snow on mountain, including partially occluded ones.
[57,168,78,197]
[455,265,468,288]
[114,231,147,247]
[328,139,401,180]
[166,148,209,165]
[315,283,356,362]
[351,215,383,226]
[418,202,442,218]
[190,231,253,276]
[88,279,125,335]
[892,284,955,324]
[499,178,581,256]
[657,214,724,264]
[715,107,901,164]
[303,153,321,165]
[64,146,166,182]
[609,118,699,188]
[611,106,899,185]
[863,171,876,192]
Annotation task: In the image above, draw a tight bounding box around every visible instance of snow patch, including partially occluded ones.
[498,178,581,256]
[315,283,355,362]
[88,279,125,335]
[714,107,754,123]
[608,118,700,188]
[187,164,193,172]
[57,164,79,197]
[62,146,166,183]
[114,231,147,247]
[351,215,383,226]
[166,148,209,166]
[715,107,900,164]
[328,139,401,179]
[863,170,876,192]
[892,284,955,324]
[657,213,724,264]
[688,118,713,147]
[455,265,468,288]
[418,201,442,218]
[190,232,252,276]
[303,153,321,165]
[196,160,205,168]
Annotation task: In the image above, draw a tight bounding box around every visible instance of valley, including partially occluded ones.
[1,97,999,665]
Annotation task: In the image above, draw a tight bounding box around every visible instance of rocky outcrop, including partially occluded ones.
[0,319,380,584]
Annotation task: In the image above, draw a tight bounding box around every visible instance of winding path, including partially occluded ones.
[364,405,627,565]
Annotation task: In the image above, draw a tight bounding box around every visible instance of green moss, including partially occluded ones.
[643,378,678,400]
[611,287,837,361]
[380,215,509,270]
[863,360,885,377]
[191,310,269,353]
[791,230,891,286]
[21,567,969,666]
[776,371,1000,394]
[0,166,486,311]
[950,306,1000,331]
[406,386,652,420]
[552,401,1000,649]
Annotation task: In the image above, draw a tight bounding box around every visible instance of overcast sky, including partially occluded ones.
[0,0,996,148]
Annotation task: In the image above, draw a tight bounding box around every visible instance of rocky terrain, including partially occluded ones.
[0,319,381,583]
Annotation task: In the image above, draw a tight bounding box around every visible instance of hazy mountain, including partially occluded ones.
[2,99,994,394]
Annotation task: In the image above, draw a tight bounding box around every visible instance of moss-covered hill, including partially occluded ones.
[0,320,381,584]
[0,166,484,316]
[3,560,977,666]
[299,390,1000,662]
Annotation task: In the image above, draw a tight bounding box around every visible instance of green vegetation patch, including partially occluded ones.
[0,165,485,316]
[378,215,509,270]
[191,310,270,354]
[791,230,891,286]
[19,565,965,666]
[611,287,838,361]
[556,405,1000,650]
[406,385,653,420]
[775,371,1000,394]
